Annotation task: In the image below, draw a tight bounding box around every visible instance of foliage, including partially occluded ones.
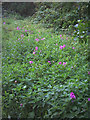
[73,19,88,44]
[2,2,36,17]
[2,13,89,119]
[32,2,89,43]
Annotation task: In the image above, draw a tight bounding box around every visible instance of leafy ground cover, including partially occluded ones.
[2,14,89,119]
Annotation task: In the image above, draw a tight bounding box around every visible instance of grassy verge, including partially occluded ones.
[2,14,89,119]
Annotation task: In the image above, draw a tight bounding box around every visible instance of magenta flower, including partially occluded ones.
[17,26,20,30]
[41,38,45,40]
[18,38,20,40]
[35,38,39,42]
[60,35,62,37]
[63,44,65,48]
[88,98,90,101]
[61,37,63,40]
[29,61,33,64]
[35,46,38,51]
[25,30,27,32]
[59,62,62,64]
[63,62,66,65]
[3,22,6,24]
[60,46,63,49]
[72,47,75,49]
[33,52,35,54]
[48,61,51,64]
[88,71,90,74]
[56,43,57,45]
[70,92,76,99]
[20,103,23,106]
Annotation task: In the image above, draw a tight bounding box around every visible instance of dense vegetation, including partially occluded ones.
[2,2,89,119]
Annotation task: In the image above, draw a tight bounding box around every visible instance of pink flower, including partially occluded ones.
[88,71,90,74]
[17,26,20,30]
[60,35,62,37]
[63,44,65,48]
[59,62,62,64]
[35,38,39,42]
[39,31,40,32]
[33,52,35,54]
[15,80,17,83]
[56,43,57,45]
[21,34,24,37]
[3,22,6,24]
[70,92,76,99]
[29,61,33,64]
[66,37,68,40]
[61,37,63,40]
[18,38,20,40]
[41,38,45,40]
[35,46,38,51]
[88,98,90,101]
[53,61,55,62]
[48,61,51,64]
[25,30,27,32]
[72,47,75,49]
[60,46,63,49]
[20,103,23,106]
[63,62,66,65]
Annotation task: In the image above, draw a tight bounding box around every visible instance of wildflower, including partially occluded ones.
[17,26,20,30]
[63,44,65,48]
[71,66,73,69]
[80,36,84,38]
[88,71,90,75]
[15,80,17,83]
[70,92,76,99]
[72,47,75,49]
[29,61,33,64]
[88,98,90,101]
[25,30,27,32]
[61,37,63,40]
[20,103,23,106]
[60,35,62,37]
[63,62,66,65]
[53,61,55,62]
[48,61,51,64]
[59,46,63,49]
[56,43,57,45]
[59,62,62,64]
[35,38,39,42]
[3,22,6,24]
[33,52,35,54]
[18,38,20,40]
[41,38,45,40]
[66,37,68,40]
[74,24,78,28]
[35,46,38,51]
[21,34,24,37]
